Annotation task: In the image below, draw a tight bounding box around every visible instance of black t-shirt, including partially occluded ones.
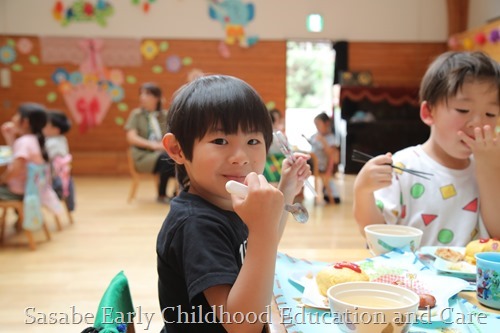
[157,191,266,333]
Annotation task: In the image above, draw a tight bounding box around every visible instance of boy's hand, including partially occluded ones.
[458,125,499,168]
[231,172,284,238]
[280,152,312,197]
[354,153,393,194]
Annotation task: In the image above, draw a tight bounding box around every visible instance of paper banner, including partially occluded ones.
[53,0,114,27]
[208,0,257,47]
[40,37,142,67]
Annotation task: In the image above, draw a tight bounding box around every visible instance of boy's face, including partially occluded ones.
[183,128,267,210]
[427,80,499,161]
[139,90,158,111]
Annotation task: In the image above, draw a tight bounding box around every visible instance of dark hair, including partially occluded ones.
[314,112,331,123]
[166,75,273,189]
[18,103,49,162]
[269,108,281,124]
[420,51,500,107]
[47,110,71,134]
[140,82,162,111]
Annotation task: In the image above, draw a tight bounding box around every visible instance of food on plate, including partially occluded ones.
[315,262,369,296]
[435,247,464,262]
[418,293,436,309]
[464,238,500,265]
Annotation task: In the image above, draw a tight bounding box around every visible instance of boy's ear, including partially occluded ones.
[162,133,185,164]
[420,101,434,126]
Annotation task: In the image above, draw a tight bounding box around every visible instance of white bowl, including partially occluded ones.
[327,281,419,333]
[364,224,423,256]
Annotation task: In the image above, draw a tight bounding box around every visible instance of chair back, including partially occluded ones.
[52,154,72,198]
[22,164,48,231]
[82,271,135,333]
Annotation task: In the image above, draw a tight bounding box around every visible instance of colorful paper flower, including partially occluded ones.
[109,85,124,102]
[109,69,124,85]
[51,68,70,84]
[141,40,159,60]
[16,38,33,54]
[98,80,113,92]
[474,32,487,45]
[69,71,83,85]
[166,55,182,73]
[489,28,500,43]
[0,45,17,64]
[58,81,72,94]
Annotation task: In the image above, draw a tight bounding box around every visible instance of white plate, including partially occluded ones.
[291,270,469,320]
[419,246,476,280]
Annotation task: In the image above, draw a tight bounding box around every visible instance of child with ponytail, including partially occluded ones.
[0,103,49,200]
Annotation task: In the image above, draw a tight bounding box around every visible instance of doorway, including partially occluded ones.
[285,40,336,151]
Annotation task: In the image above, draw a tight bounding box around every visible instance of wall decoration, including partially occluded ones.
[16,38,33,55]
[41,37,141,67]
[131,0,156,13]
[141,40,159,60]
[0,45,17,64]
[208,0,259,48]
[165,55,182,73]
[47,39,128,133]
[52,0,114,27]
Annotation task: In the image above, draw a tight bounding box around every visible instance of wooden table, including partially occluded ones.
[268,248,500,333]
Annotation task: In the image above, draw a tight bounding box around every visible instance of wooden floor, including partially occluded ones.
[0,174,365,332]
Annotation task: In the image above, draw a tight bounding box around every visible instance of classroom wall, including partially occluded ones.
[0,0,449,41]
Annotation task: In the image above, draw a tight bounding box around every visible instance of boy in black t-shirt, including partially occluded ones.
[157,75,311,333]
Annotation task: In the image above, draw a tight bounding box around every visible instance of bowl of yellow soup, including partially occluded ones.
[327,281,419,333]
[364,224,423,256]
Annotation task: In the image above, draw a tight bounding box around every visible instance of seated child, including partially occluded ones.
[43,110,75,211]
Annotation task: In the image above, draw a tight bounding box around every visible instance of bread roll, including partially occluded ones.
[316,262,369,296]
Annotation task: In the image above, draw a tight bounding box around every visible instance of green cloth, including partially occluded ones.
[263,153,285,183]
[93,271,135,332]
[124,108,167,173]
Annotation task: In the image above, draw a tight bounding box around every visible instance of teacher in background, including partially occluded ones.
[125,82,175,204]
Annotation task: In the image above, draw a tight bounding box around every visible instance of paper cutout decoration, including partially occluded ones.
[218,41,230,58]
[159,41,169,52]
[152,65,163,74]
[125,75,137,84]
[52,0,114,27]
[166,55,182,73]
[16,38,33,54]
[474,32,487,45]
[48,39,128,133]
[208,0,259,48]
[47,92,58,103]
[141,40,159,60]
[187,68,204,82]
[35,79,47,87]
[489,28,500,43]
[131,0,156,13]
[0,45,17,64]
[29,55,39,65]
[11,64,23,72]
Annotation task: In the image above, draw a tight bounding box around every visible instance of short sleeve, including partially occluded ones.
[124,109,140,131]
[173,217,240,302]
[12,135,38,160]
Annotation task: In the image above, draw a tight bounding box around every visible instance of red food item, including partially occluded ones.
[333,261,362,273]
[418,293,436,309]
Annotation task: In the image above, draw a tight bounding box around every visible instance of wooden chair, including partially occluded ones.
[0,164,54,250]
[127,149,159,203]
[52,154,75,226]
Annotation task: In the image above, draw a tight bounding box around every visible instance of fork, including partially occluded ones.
[352,149,433,180]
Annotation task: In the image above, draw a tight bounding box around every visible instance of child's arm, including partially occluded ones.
[277,152,311,236]
[0,157,26,184]
[1,121,18,146]
[205,173,283,333]
[353,153,393,234]
[459,125,500,238]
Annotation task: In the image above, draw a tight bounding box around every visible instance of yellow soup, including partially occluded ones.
[338,294,407,308]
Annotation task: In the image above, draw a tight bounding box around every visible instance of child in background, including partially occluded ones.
[263,108,286,184]
[43,110,75,211]
[309,112,341,204]
[353,51,500,246]
[0,103,48,200]
[157,75,311,333]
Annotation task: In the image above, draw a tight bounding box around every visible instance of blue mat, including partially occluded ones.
[273,250,500,333]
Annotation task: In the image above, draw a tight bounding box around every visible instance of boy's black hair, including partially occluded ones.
[18,102,49,162]
[420,51,500,107]
[166,75,273,189]
[47,110,71,134]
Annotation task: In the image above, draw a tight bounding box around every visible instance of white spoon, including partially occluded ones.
[225,180,309,223]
